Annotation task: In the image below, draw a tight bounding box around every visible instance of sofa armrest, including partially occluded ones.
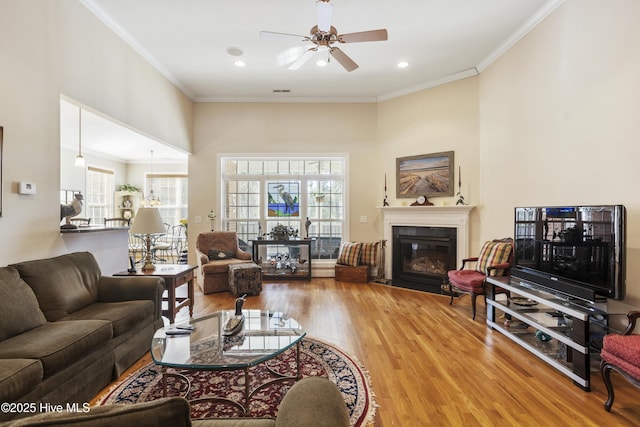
[98,276,165,321]
[7,397,191,426]
[275,377,349,427]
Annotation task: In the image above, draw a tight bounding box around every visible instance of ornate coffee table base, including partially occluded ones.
[161,340,303,416]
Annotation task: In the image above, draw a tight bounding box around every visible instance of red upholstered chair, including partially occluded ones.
[600,311,640,412]
[446,238,513,320]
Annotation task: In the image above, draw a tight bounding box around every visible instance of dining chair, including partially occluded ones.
[104,217,131,227]
[70,217,91,226]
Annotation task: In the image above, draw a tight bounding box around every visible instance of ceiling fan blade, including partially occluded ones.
[288,48,317,70]
[338,29,388,43]
[330,47,359,72]
[316,0,334,33]
[260,31,309,42]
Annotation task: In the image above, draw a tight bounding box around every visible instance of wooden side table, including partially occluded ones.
[114,264,196,323]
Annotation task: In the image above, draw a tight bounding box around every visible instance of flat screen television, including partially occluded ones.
[512,205,626,303]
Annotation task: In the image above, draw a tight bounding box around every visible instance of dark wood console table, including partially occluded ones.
[250,239,312,281]
[114,264,196,323]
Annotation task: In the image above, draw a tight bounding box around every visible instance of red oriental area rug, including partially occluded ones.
[97,337,376,426]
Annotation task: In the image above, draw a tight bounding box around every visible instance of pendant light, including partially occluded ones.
[74,108,85,167]
[145,150,161,206]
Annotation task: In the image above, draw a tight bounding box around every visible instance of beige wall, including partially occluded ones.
[189,102,378,247]
[0,0,193,268]
[2,0,639,304]
[376,77,481,245]
[478,0,640,305]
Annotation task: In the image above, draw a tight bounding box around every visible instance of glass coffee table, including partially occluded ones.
[150,309,306,415]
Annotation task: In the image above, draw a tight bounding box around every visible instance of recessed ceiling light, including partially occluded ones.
[227,47,243,57]
[234,60,246,67]
[397,61,409,68]
[316,60,327,67]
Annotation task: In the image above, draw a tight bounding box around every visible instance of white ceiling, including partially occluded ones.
[60,98,188,163]
[83,0,562,102]
[68,0,563,162]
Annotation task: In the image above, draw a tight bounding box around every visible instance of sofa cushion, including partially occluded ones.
[476,240,512,276]
[58,300,154,337]
[337,242,362,267]
[208,249,234,260]
[602,334,640,380]
[276,376,350,427]
[0,358,43,402]
[7,397,192,427]
[198,232,240,254]
[11,252,102,321]
[0,320,112,378]
[358,242,379,267]
[0,267,47,340]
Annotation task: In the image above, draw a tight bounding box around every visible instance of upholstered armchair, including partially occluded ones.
[600,311,640,412]
[446,238,514,320]
[195,231,253,294]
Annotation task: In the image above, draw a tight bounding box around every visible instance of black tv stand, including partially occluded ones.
[486,276,602,391]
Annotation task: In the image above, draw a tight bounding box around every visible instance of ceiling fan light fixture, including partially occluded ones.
[316,59,327,67]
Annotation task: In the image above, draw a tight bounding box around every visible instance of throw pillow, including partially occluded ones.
[337,242,362,267]
[208,249,234,260]
[476,240,512,276]
[359,242,379,266]
[0,267,47,341]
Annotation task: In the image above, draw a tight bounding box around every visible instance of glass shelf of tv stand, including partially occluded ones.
[486,275,595,390]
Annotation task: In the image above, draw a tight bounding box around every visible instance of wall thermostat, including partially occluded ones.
[18,182,37,195]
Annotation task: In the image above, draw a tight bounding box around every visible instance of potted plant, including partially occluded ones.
[269,224,298,240]
[117,184,141,193]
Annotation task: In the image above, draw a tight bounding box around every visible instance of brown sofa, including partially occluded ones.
[196,232,254,294]
[0,252,164,422]
[6,377,351,427]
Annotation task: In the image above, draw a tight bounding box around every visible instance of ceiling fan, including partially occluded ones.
[260,0,388,72]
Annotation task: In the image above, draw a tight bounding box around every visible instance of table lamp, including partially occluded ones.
[130,207,166,272]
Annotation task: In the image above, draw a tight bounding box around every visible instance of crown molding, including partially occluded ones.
[476,0,566,73]
[81,0,196,101]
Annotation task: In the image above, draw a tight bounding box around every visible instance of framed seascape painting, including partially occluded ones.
[267,182,300,217]
[396,151,454,198]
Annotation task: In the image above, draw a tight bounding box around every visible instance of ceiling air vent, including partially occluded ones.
[272,89,291,93]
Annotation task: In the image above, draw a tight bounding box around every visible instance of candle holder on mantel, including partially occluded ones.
[456,166,467,206]
[383,173,390,206]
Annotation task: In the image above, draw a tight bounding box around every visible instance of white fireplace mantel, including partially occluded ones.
[379,205,475,281]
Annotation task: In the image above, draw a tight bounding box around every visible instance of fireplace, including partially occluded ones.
[393,226,456,292]
[380,205,474,293]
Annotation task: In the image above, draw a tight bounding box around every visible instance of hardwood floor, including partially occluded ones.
[95,278,640,426]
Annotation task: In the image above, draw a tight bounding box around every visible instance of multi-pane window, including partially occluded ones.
[145,174,188,226]
[222,157,346,261]
[85,166,114,224]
